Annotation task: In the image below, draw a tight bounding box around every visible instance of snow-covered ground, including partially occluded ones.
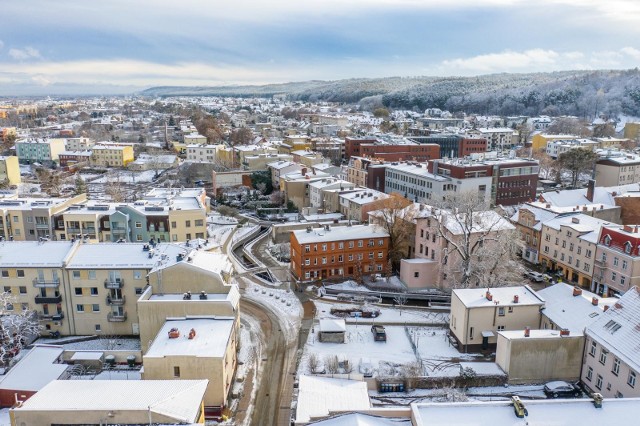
[91,170,157,184]
[241,279,302,344]
[314,301,449,325]
[73,368,142,380]
[0,409,9,426]
[34,337,141,351]
[300,325,478,378]
[207,224,235,248]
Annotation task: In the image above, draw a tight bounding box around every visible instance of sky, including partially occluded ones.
[1,0,639,95]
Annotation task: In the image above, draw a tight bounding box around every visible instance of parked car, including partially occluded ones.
[543,381,582,398]
[525,271,544,282]
[371,325,387,342]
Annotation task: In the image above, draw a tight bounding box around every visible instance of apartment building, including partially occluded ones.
[243,153,292,171]
[0,194,87,241]
[345,157,387,193]
[344,137,378,159]
[15,138,66,164]
[581,287,640,398]
[338,189,391,222]
[449,286,545,352]
[546,138,598,159]
[0,156,20,185]
[186,144,218,162]
[267,160,302,189]
[531,133,580,151]
[279,168,332,209]
[469,127,516,151]
[291,149,326,167]
[356,142,440,162]
[510,204,559,264]
[91,143,134,167]
[595,155,640,187]
[593,225,640,297]
[539,213,610,289]
[290,224,390,282]
[64,137,94,151]
[308,178,355,210]
[54,202,116,242]
[58,151,92,169]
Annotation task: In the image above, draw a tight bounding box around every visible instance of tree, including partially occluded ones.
[546,118,591,137]
[105,172,126,202]
[431,191,524,289]
[324,355,339,374]
[373,108,390,119]
[557,149,598,188]
[393,294,408,316]
[0,291,41,366]
[74,174,87,195]
[307,353,320,374]
[592,123,616,138]
[230,127,253,146]
[368,194,414,271]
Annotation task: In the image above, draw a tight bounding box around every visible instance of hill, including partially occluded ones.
[141,69,640,117]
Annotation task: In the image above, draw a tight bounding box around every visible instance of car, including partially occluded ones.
[543,381,582,398]
[525,271,544,282]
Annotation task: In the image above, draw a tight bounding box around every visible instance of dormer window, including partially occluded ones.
[604,235,612,246]
[625,241,632,254]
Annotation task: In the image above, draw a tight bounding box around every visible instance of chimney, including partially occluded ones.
[592,297,599,306]
[593,393,603,409]
[573,287,583,297]
[604,305,609,312]
[560,329,570,336]
[524,327,530,337]
[513,295,519,303]
[545,203,551,208]
[485,290,493,301]
[586,179,595,202]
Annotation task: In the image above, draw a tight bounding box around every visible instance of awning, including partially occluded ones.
[481,331,495,338]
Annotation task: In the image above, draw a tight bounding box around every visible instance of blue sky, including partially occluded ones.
[1,0,639,94]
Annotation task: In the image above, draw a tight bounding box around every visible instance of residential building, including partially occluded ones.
[290,224,390,282]
[449,286,545,352]
[91,143,134,167]
[595,155,640,187]
[531,133,580,151]
[344,137,377,159]
[128,153,178,171]
[15,138,66,164]
[267,160,302,190]
[64,137,94,151]
[279,168,331,208]
[10,380,208,425]
[356,142,440,162]
[338,189,391,222]
[0,156,20,185]
[183,133,208,145]
[418,117,464,130]
[510,204,559,264]
[308,178,355,210]
[546,138,598,159]
[539,213,610,289]
[581,286,640,398]
[623,122,640,140]
[243,153,292,171]
[58,151,92,169]
[593,224,640,296]
[468,127,516,151]
[186,144,218,163]
[345,157,387,192]
[291,149,326,167]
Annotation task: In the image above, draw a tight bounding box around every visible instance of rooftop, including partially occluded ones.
[67,243,184,269]
[453,285,545,308]
[292,224,389,244]
[296,376,370,424]
[0,345,67,392]
[145,317,235,358]
[0,241,74,267]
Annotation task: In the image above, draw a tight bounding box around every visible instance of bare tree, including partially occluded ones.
[401,361,423,390]
[368,194,414,271]
[324,355,339,374]
[393,294,408,316]
[307,353,320,374]
[431,191,524,289]
[0,292,41,366]
[105,172,126,202]
[557,149,598,188]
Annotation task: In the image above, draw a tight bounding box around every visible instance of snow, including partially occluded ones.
[0,345,67,391]
[296,375,370,424]
[453,286,544,308]
[90,169,158,184]
[314,301,449,325]
[308,413,411,426]
[37,337,142,352]
[145,318,235,358]
[319,319,346,332]
[0,409,9,426]
[70,351,104,361]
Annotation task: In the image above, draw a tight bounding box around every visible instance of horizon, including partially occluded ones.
[1,0,639,96]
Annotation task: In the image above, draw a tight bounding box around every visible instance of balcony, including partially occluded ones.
[106,295,126,305]
[39,311,64,321]
[35,294,62,304]
[66,227,81,234]
[111,225,127,232]
[594,259,608,268]
[35,223,50,230]
[107,312,127,322]
[33,278,61,288]
[104,279,124,289]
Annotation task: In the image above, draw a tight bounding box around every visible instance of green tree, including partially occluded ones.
[74,174,87,195]
[557,149,598,188]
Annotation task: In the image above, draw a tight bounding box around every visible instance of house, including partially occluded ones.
[10,380,208,425]
[581,286,640,398]
[0,156,20,185]
[593,224,640,297]
[449,286,544,352]
[510,204,559,264]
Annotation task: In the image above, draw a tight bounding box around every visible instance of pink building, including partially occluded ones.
[593,224,640,297]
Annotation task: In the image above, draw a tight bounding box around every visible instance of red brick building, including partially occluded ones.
[344,137,378,159]
[359,143,440,162]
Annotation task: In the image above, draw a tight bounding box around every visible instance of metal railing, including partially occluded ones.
[106,295,126,305]
[35,294,62,304]
[104,279,124,289]
[107,312,127,322]
[32,278,61,288]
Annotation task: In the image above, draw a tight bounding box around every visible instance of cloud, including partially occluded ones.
[0,40,4,50]
[8,47,41,60]
[439,49,560,73]
[621,46,640,60]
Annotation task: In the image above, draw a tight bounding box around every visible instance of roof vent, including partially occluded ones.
[592,297,599,306]
[513,295,519,303]
[572,217,580,224]
[199,291,207,300]
[524,327,530,337]
[485,290,493,301]
[573,287,582,297]
[560,329,570,336]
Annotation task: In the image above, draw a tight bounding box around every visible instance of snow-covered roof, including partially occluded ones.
[540,183,640,207]
[319,318,346,333]
[541,214,609,244]
[0,345,67,391]
[458,362,505,376]
[411,397,638,425]
[145,317,235,358]
[510,204,560,231]
[453,285,544,308]
[292,225,389,244]
[439,210,515,236]
[499,329,582,340]
[308,413,411,426]
[538,284,616,333]
[586,286,640,373]
[296,376,370,424]
[339,190,389,205]
[13,379,208,423]
[67,243,184,269]
[0,241,74,267]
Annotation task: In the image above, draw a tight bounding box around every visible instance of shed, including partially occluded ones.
[319,319,346,343]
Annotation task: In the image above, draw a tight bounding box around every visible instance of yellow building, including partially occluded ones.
[531,133,579,151]
[0,156,20,186]
[91,143,134,167]
[624,122,640,140]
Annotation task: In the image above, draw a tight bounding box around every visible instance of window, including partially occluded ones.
[0,270,8,278]
[589,340,597,356]
[74,288,83,296]
[12,216,18,223]
[621,276,626,286]
[305,272,310,279]
[172,234,177,241]
[600,349,608,365]
[3,286,10,293]
[95,324,102,332]
[322,244,327,251]
[18,286,26,294]
[596,374,603,390]
[338,255,343,262]
[586,366,593,381]
[623,260,628,270]
[5,303,13,311]
[17,270,24,278]
[134,270,143,280]
[171,221,177,228]
[136,234,143,241]
[348,254,354,261]
[414,272,420,278]
[86,270,96,280]
[72,270,80,279]
[497,325,505,331]
[498,307,505,316]
[305,259,310,266]
[135,287,144,295]
[586,249,592,258]
[612,272,617,282]
[613,358,620,376]
[92,304,100,312]
[629,372,637,388]
[625,242,632,254]
[469,327,474,340]
[338,242,344,249]
[348,241,354,248]
[90,287,98,296]
[614,257,619,266]
[174,366,181,378]
[185,220,191,228]
[135,222,142,229]
[577,246,582,255]
[616,391,624,398]
[21,303,28,311]
[305,245,310,253]
[195,219,204,227]
[358,240,363,247]
[378,252,383,258]
[76,304,84,312]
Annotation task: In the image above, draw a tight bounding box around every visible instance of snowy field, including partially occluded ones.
[300,325,479,378]
[91,170,157,184]
[313,301,449,325]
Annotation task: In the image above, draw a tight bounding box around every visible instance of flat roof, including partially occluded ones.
[13,379,208,423]
[145,317,235,359]
[296,376,370,424]
[0,345,66,391]
[293,225,389,244]
[0,241,73,267]
[67,243,183,269]
[453,286,544,308]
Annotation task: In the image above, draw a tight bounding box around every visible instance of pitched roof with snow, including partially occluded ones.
[319,318,346,333]
[308,413,411,426]
[586,286,640,373]
[540,183,640,207]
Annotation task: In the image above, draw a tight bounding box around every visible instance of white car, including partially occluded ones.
[526,271,544,282]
